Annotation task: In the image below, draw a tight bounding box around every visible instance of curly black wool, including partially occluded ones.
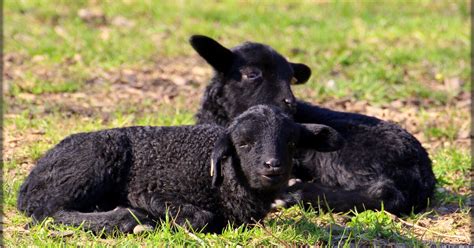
[191,35,436,216]
[17,105,343,234]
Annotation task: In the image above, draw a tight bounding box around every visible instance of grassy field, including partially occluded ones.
[4,0,471,246]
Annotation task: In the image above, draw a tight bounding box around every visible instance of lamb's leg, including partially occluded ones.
[52,207,154,234]
[171,204,219,232]
[276,180,408,215]
[133,195,221,232]
[157,204,219,232]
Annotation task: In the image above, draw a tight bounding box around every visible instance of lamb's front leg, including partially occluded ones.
[274,180,407,214]
[52,207,154,234]
[139,195,224,233]
[171,204,220,232]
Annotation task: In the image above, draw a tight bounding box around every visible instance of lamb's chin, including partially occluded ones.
[255,176,287,191]
[261,174,284,184]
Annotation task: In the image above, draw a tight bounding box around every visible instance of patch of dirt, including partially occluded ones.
[5,55,211,120]
[3,123,46,180]
[406,210,471,244]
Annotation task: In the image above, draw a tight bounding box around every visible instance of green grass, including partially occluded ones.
[4,0,470,246]
[5,205,426,247]
[6,0,469,104]
[432,148,471,206]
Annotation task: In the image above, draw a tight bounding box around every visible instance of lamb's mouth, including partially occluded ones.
[261,173,285,183]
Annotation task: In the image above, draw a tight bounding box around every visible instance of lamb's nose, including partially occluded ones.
[264,158,281,168]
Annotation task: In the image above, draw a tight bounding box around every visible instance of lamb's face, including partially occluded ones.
[190,35,311,119]
[210,105,344,189]
[228,106,298,190]
[220,43,300,117]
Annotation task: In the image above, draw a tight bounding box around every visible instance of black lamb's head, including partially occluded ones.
[210,105,344,191]
[190,35,311,122]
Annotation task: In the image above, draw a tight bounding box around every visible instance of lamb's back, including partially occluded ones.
[123,125,224,209]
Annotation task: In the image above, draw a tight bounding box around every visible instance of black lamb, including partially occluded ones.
[190,35,436,215]
[17,105,343,234]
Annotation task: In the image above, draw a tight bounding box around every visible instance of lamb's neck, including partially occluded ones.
[195,77,232,126]
[197,104,230,126]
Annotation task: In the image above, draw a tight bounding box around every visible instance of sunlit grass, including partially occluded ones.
[4,0,470,246]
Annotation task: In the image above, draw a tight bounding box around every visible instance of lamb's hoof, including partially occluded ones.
[271,199,287,209]
[133,224,153,234]
[288,178,302,187]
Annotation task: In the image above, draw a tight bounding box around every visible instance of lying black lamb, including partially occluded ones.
[17,105,343,234]
[190,35,436,215]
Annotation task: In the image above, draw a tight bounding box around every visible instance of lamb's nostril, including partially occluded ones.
[264,158,281,168]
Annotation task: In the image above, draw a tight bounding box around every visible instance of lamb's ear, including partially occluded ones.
[290,63,312,84]
[190,35,235,73]
[210,133,233,187]
[297,123,344,152]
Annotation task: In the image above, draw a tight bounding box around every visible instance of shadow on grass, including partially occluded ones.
[431,187,469,215]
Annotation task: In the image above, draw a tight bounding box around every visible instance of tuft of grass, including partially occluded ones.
[432,148,471,206]
[347,209,403,242]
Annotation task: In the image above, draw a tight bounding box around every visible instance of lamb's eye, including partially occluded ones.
[239,144,249,148]
[242,69,262,81]
[238,141,254,149]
